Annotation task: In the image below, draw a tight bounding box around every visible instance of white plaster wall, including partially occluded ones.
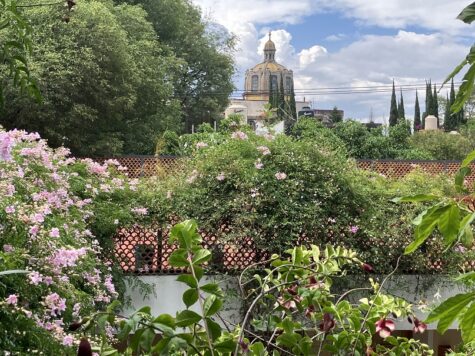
[123,275,243,326]
[124,275,467,332]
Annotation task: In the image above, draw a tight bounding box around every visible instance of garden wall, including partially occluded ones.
[97,156,475,187]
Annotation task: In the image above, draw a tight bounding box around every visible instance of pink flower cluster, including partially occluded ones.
[196,141,208,149]
[275,172,287,180]
[50,248,88,268]
[231,131,248,140]
[257,146,271,155]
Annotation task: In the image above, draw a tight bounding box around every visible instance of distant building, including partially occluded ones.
[225,32,310,134]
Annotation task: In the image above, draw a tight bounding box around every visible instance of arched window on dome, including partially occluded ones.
[251,75,258,92]
[270,75,278,91]
[285,77,292,94]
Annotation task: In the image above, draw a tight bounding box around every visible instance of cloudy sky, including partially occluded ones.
[192,0,473,122]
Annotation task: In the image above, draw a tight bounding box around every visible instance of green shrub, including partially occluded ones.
[409,131,474,160]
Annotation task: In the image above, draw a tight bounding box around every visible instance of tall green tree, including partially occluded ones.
[278,74,285,120]
[389,80,398,126]
[398,88,405,119]
[330,106,343,123]
[433,84,439,127]
[1,0,181,156]
[444,93,454,131]
[284,82,297,133]
[0,0,40,107]
[414,90,421,131]
[121,0,235,132]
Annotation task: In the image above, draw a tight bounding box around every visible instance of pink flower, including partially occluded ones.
[29,271,43,285]
[5,205,15,214]
[216,172,225,181]
[3,244,13,252]
[29,225,39,236]
[0,132,14,161]
[349,225,359,234]
[131,207,148,216]
[231,131,248,140]
[264,133,275,141]
[257,146,271,155]
[6,294,18,305]
[62,335,74,347]
[275,172,287,180]
[255,160,263,169]
[375,318,395,338]
[196,141,208,149]
[49,228,60,238]
[44,292,66,316]
[412,318,427,334]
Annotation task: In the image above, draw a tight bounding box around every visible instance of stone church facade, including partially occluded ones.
[225,33,309,134]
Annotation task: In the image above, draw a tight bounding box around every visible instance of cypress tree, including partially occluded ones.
[289,82,297,121]
[433,84,439,127]
[444,93,453,131]
[285,83,297,134]
[278,74,285,120]
[398,88,405,119]
[389,80,399,126]
[414,90,421,131]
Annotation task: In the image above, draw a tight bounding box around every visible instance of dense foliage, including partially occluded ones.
[146,125,470,274]
[0,0,234,156]
[0,129,143,353]
[76,221,433,355]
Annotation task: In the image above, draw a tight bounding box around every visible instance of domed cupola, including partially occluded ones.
[263,32,276,62]
[243,31,294,101]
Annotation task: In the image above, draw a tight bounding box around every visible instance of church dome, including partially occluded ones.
[264,38,276,52]
[243,31,294,101]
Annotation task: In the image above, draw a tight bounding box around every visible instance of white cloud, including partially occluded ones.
[192,0,472,120]
[299,45,327,68]
[317,0,470,34]
[292,31,469,120]
[325,34,347,42]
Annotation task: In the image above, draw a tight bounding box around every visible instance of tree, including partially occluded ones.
[414,90,421,131]
[432,84,439,128]
[278,74,285,120]
[398,88,405,119]
[285,81,297,133]
[330,106,343,123]
[0,0,41,107]
[1,0,181,156]
[389,80,398,126]
[441,2,475,114]
[268,74,279,109]
[121,0,235,132]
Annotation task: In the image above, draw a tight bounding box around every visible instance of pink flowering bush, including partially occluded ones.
[0,129,141,353]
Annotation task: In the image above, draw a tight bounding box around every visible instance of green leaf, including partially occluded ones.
[200,283,224,297]
[213,339,237,353]
[425,292,475,334]
[391,194,438,203]
[461,302,475,343]
[451,63,475,113]
[455,167,471,193]
[462,150,475,168]
[176,274,198,288]
[175,310,201,327]
[192,248,211,265]
[405,205,450,254]
[249,342,266,355]
[457,2,475,24]
[205,317,222,340]
[182,288,198,308]
[442,58,468,87]
[0,269,29,276]
[153,314,176,328]
[203,294,223,317]
[438,204,460,247]
[459,213,475,247]
[168,249,189,267]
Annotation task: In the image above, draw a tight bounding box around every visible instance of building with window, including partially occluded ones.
[225,32,310,134]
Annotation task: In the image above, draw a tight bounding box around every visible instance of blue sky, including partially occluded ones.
[193,0,473,122]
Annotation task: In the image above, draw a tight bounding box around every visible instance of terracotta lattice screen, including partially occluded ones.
[103,156,475,274]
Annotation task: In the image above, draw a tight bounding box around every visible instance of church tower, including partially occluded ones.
[243,32,294,101]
